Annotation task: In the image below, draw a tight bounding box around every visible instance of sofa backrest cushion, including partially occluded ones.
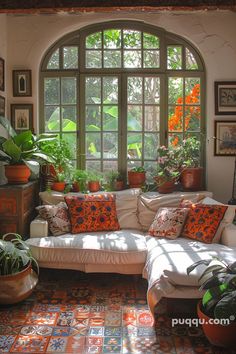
[137,192,209,231]
[39,188,142,230]
[65,194,120,234]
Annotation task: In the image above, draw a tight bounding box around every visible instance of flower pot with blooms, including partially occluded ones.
[179,136,203,191]
[154,145,181,193]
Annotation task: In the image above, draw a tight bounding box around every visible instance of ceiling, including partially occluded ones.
[0,0,236,14]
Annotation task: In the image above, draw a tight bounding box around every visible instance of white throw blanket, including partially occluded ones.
[143,236,236,315]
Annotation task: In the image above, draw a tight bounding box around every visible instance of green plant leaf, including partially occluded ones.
[186,259,212,275]
[13,130,32,147]
[214,290,236,321]
[0,116,17,138]
[2,139,21,163]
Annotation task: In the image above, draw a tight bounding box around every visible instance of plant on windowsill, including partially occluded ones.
[154,145,181,194]
[105,170,124,191]
[187,258,236,348]
[0,233,39,305]
[87,171,102,193]
[0,116,57,184]
[51,171,67,192]
[128,166,146,188]
[179,136,203,191]
[72,169,88,193]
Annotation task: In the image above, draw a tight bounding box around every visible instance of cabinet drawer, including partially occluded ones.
[0,192,17,216]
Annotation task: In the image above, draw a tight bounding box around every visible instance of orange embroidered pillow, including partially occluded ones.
[65,194,120,234]
[182,205,228,243]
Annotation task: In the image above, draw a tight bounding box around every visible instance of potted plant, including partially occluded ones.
[72,169,88,192]
[87,171,102,192]
[128,166,146,188]
[51,171,66,192]
[179,136,203,191]
[0,116,57,184]
[105,170,124,191]
[154,145,181,193]
[0,233,39,305]
[187,258,236,347]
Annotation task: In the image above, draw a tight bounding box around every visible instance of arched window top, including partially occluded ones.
[43,21,203,72]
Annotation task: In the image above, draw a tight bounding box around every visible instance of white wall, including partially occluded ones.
[3,10,236,202]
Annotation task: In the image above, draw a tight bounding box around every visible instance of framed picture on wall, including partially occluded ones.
[215,81,236,115]
[0,58,4,91]
[11,104,33,133]
[0,95,5,116]
[214,120,236,156]
[12,70,32,97]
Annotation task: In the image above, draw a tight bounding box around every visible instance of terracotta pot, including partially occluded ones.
[180,167,203,191]
[0,263,38,305]
[197,301,236,348]
[114,180,124,191]
[154,176,176,194]
[5,164,31,184]
[128,171,146,188]
[88,181,100,192]
[51,181,66,192]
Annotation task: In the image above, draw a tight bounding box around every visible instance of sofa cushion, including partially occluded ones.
[182,205,228,243]
[39,188,142,230]
[148,207,189,239]
[65,194,120,233]
[36,202,71,236]
[26,229,147,266]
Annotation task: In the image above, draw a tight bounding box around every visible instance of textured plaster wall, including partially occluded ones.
[3,11,236,202]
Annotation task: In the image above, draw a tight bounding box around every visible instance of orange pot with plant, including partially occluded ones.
[128,167,146,188]
[51,172,66,192]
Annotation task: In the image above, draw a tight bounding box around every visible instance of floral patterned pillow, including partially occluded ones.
[65,194,120,234]
[182,205,228,243]
[148,207,190,239]
[36,202,71,236]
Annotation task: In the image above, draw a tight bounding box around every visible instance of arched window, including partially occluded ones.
[40,21,205,181]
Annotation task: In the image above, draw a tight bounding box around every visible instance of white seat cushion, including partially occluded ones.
[26,229,147,266]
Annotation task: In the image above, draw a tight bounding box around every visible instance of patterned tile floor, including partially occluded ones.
[0,269,235,353]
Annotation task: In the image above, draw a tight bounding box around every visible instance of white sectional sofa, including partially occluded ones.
[26,188,236,314]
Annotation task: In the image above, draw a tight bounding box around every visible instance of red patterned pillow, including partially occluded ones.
[182,205,228,243]
[65,194,120,234]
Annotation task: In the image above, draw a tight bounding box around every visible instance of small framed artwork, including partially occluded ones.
[214,120,236,156]
[0,57,4,91]
[12,70,32,97]
[11,104,33,132]
[215,81,236,115]
[0,95,5,116]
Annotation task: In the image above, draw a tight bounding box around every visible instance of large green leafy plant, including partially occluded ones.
[0,233,39,276]
[0,116,57,175]
[180,136,201,168]
[187,258,236,321]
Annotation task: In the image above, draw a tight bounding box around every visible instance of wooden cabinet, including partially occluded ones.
[0,181,39,239]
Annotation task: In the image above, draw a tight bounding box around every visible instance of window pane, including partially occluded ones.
[86,32,102,49]
[143,33,159,49]
[127,105,142,131]
[63,46,78,69]
[168,78,183,104]
[167,46,182,70]
[127,133,142,160]
[145,77,160,104]
[186,48,198,70]
[104,29,121,48]
[86,132,101,159]
[45,106,60,132]
[47,49,59,69]
[44,78,60,105]
[86,160,101,171]
[144,106,160,131]
[124,50,141,68]
[168,106,183,132]
[86,77,101,104]
[103,77,118,104]
[127,160,141,170]
[86,50,102,68]
[103,133,118,159]
[185,78,200,104]
[103,160,118,172]
[185,106,201,131]
[86,105,101,131]
[104,50,121,68]
[61,77,76,104]
[62,106,77,131]
[103,106,118,131]
[143,50,160,68]
[144,133,159,159]
[127,77,143,104]
[62,133,77,159]
[168,133,183,147]
[123,30,141,49]
[144,161,158,182]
